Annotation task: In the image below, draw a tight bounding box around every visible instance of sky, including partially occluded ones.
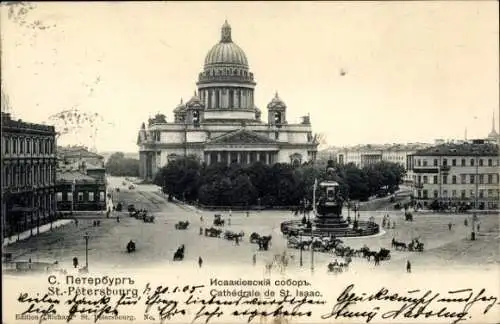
[1,1,498,152]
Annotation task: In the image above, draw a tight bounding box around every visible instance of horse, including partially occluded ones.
[173,245,185,261]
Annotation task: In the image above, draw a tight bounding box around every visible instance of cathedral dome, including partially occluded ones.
[204,21,248,68]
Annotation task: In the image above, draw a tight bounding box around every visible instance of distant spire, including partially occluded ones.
[275,91,279,98]
[180,98,183,104]
[492,112,496,132]
[465,127,467,141]
[221,20,232,43]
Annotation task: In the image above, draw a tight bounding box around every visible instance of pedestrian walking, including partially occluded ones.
[228,219,231,226]
[199,227,203,235]
[477,223,480,231]
[229,209,232,218]
[73,257,79,268]
[198,257,203,268]
[406,260,411,273]
[117,216,120,223]
[464,218,468,226]
[246,211,249,217]
[448,222,452,231]
[252,254,256,266]
[235,236,239,245]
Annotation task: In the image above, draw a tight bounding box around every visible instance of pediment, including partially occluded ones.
[206,129,277,145]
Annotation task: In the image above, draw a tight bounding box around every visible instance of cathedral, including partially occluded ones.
[137,21,319,180]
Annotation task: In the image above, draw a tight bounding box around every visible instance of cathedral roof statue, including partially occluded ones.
[204,20,249,68]
[267,92,287,110]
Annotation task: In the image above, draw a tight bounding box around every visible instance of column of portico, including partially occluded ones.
[265,152,269,165]
[227,151,231,166]
[247,152,251,164]
[206,153,211,165]
[237,152,241,164]
[217,152,221,163]
[256,152,261,162]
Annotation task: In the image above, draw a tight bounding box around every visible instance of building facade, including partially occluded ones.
[55,171,106,212]
[137,21,318,181]
[1,112,57,237]
[336,143,432,182]
[411,141,499,209]
[56,146,106,212]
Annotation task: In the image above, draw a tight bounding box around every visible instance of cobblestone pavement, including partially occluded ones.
[4,177,499,274]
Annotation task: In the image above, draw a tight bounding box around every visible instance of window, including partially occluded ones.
[418,176,422,183]
[89,192,95,201]
[470,175,475,184]
[433,176,438,184]
[423,176,428,184]
[20,138,24,153]
[423,190,428,199]
[423,160,428,166]
[443,175,447,184]
[27,139,30,153]
[479,190,484,198]
[433,190,438,198]
[452,159,456,166]
[452,175,457,184]
[479,159,483,166]
[13,137,17,153]
[461,174,466,184]
[488,189,494,197]
[488,174,493,184]
[67,192,73,201]
[461,159,466,166]
[452,190,457,197]
[433,159,438,166]
[99,192,105,201]
[56,192,63,201]
[33,139,37,154]
[487,159,492,166]
[417,190,422,198]
[443,190,448,198]
[470,190,474,197]
[461,190,466,198]
[78,192,84,201]
[479,174,484,184]
[417,159,421,166]
[442,158,447,166]
[470,159,474,166]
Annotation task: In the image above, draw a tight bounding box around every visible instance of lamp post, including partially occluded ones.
[83,232,89,269]
[299,230,303,267]
[311,179,317,273]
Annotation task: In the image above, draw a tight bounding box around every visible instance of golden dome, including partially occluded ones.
[204,21,248,68]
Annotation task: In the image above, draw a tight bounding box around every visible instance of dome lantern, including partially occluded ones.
[221,20,232,43]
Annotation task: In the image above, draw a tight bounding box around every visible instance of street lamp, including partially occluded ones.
[83,232,90,269]
[299,230,303,267]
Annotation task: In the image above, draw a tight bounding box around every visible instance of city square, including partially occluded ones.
[1,2,499,323]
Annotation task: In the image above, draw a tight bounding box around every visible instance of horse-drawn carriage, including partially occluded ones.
[143,215,155,223]
[408,240,424,252]
[175,221,190,230]
[327,258,351,273]
[173,245,185,261]
[204,227,222,238]
[257,235,272,251]
[127,204,136,213]
[250,232,261,243]
[126,240,136,253]
[378,248,391,260]
[224,230,244,241]
[405,211,413,221]
[213,214,225,226]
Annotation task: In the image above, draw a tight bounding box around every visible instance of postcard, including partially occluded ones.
[1,1,499,323]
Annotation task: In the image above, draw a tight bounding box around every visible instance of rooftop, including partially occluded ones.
[1,112,55,133]
[56,170,98,183]
[414,142,499,156]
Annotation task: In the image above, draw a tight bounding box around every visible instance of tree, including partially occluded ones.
[105,152,139,177]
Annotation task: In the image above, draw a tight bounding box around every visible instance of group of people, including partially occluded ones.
[382,214,396,229]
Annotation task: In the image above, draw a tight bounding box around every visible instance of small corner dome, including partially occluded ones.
[174,98,186,112]
[186,91,203,107]
[267,92,287,109]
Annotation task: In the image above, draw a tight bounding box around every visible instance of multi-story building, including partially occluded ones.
[137,21,318,181]
[336,143,433,182]
[1,111,57,238]
[411,140,499,209]
[56,146,106,212]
